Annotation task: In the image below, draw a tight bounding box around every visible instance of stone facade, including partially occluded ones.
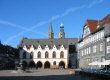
[78,14,110,69]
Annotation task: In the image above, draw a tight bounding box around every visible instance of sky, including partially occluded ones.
[0,0,110,48]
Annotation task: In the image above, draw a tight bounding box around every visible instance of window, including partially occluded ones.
[107,46,110,54]
[93,45,97,53]
[89,47,91,54]
[96,33,99,40]
[107,37,110,42]
[83,25,90,37]
[53,61,56,65]
[23,52,26,59]
[52,51,56,58]
[97,25,100,28]
[60,51,64,58]
[87,48,88,55]
[30,52,33,59]
[100,43,103,51]
[45,51,49,58]
[38,52,41,58]
[85,49,86,55]
[101,31,104,39]
[82,50,83,56]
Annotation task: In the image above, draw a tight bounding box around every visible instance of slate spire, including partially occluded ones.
[48,21,54,39]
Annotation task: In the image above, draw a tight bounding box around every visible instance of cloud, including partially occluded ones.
[4,31,27,44]
[0,20,28,30]
[87,0,104,8]
[4,30,47,44]
[3,5,86,45]
[61,5,86,17]
[0,20,45,34]
[3,19,50,44]
[3,0,103,45]
[51,15,60,21]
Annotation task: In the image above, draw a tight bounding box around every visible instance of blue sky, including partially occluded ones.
[0,0,110,47]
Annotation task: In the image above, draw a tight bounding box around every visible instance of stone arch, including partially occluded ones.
[36,61,43,69]
[28,61,35,68]
[59,61,65,68]
[44,61,51,69]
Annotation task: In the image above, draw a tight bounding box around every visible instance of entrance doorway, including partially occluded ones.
[59,61,65,68]
[36,61,43,69]
[44,61,50,69]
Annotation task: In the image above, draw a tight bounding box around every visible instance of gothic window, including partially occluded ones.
[45,51,49,58]
[30,52,33,59]
[52,51,56,58]
[23,52,26,59]
[53,61,56,65]
[38,52,41,58]
[60,51,64,58]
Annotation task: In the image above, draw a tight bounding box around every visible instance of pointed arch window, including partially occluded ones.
[30,52,33,59]
[52,51,56,58]
[60,51,64,58]
[38,51,41,58]
[45,51,49,58]
[23,52,26,59]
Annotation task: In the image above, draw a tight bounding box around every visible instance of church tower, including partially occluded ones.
[48,22,54,39]
[59,23,65,38]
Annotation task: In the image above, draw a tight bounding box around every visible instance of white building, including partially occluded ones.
[18,23,78,69]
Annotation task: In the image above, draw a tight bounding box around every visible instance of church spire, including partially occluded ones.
[59,23,65,38]
[48,21,54,39]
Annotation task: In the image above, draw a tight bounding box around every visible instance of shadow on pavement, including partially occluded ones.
[0,74,101,80]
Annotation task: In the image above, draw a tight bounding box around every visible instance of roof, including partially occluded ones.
[79,14,110,42]
[19,38,78,49]
[87,14,110,33]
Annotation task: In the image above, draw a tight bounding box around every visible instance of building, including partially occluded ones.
[78,14,110,69]
[18,22,78,69]
[0,42,19,69]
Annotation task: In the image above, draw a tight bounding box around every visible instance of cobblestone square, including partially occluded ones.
[0,69,92,80]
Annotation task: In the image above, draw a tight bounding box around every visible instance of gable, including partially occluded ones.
[83,24,90,38]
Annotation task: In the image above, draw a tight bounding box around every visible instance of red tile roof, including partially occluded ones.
[79,14,110,42]
[87,14,110,33]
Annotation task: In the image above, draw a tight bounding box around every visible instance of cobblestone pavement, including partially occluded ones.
[0,69,92,80]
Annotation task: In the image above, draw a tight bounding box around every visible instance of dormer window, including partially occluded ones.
[83,25,90,38]
[97,25,100,28]
[37,41,39,43]
[97,21,100,28]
